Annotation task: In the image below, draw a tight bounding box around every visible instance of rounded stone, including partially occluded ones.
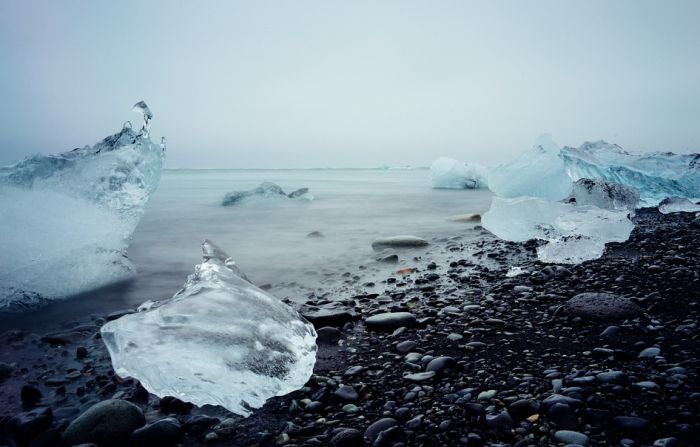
[365,312,417,330]
[61,399,145,447]
[554,430,589,445]
[565,293,642,321]
[364,418,398,441]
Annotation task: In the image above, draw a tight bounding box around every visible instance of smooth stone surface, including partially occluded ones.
[371,235,429,250]
[554,430,589,445]
[364,418,398,441]
[365,312,417,330]
[129,418,182,447]
[61,399,145,447]
[565,292,642,321]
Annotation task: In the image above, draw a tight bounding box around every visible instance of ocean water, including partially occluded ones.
[0,168,493,330]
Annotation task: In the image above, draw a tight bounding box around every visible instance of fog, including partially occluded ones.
[1,1,698,168]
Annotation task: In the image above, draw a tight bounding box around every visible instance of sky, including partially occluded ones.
[1,1,698,169]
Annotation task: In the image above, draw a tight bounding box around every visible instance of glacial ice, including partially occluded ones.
[488,135,573,201]
[0,103,164,311]
[430,157,488,189]
[482,196,634,264]
[101,240,317,416]
[658,197,700,214]
[561,141,700,205]
[565,178,640,213]
[222,182,313,206]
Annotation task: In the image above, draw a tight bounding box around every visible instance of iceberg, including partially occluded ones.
[430,157,488,189]
[658,197,700,214]
[565,178,639,212]
[0,103,164,311]
[482,196,634,264]
[561,141,700,205]
[222,182,313,206]
[488,135,572,201]
[101,240,317,416]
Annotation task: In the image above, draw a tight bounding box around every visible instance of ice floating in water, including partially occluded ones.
[430,157,488,189]
[658,197,700,214]
[0,102,164,311]
[561,141,700,205]
[222,182,313,206]
[482,196,634,264]
[101,240,317,416]
[566,178,639,213]
[488,135,572,201]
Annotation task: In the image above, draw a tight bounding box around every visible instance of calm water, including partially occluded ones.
[0,168,493,330]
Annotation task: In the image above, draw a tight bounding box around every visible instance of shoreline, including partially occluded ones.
[1,208,699,446]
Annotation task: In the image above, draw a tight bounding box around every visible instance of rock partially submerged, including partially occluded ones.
[565,292,642,321]
[222,182,312,206]
[371,236,429,250]
[101,240,317,416]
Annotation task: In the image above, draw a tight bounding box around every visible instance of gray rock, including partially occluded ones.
[396,341,418,353]
[316,326,343,344]
[638,347,661,358]
[364,418,397,442]
[129,418,182,447]
[371,235,429,250]
[612,416,649,431]
[554,430,589,445]
[330,428,363,447]
[9,407,53,445]
[334,385,360,402]
[365,312,417,330]
[61,399,145,447]
[565,293,642,321]
[403,371,436,382]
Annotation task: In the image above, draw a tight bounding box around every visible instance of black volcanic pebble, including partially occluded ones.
[21,385,42,406]
[8,406,53,445]
[364,418,398,441]
[334,385,359,402]
[565,292,642,321]
[317,326,343,344]
[425,356,458,374]
[159,396,193,414]
[613,416,650,431]
[330,428,363,447]
[129,418,182,447]
[548,403,578,430]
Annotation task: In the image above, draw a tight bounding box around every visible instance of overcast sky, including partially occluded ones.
[1,1,698,168]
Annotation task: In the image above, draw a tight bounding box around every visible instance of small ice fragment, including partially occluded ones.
[658,196,700,214]
[506,267,527,277]
[101,240,317,417]
[132,101,153,137]
[482,196,634,264]
[430,157,488,189]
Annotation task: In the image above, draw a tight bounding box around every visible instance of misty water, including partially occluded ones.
[0,168,492,331]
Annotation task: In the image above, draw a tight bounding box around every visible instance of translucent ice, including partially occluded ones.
[658,197,700,214]
[101,240,317,416]
[488,135,572,201]
[222,182,313,206]
[565,178,640,212]
[0,102,164,311]
[561,141,700,205]
[482,196,634,264]
[430,157,488,189]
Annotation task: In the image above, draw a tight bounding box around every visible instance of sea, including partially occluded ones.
[0,168,493,331]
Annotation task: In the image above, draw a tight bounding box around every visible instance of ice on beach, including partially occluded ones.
[658,197,700,214]
[430,157,488,189]
[566,178,640,212]
[0,102,164,311]
[101,240,317,416]
[505,266,527,277]
[561,141,700,205]
[488,135,572,201]
[482,196,634,264]
[222,182,313,206]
